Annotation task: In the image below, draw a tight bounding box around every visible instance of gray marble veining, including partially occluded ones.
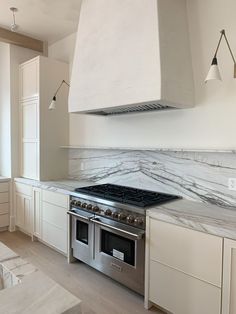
[68,149,236,209]
[148,199,236,241]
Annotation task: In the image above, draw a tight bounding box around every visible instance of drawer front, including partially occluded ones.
[149,219,222,287]
[0,182,9,193]
[0,214,9,228]
[0,192,9,204]
[42,221,67,254]
[42,201,67,231]
[15,182,32,196]
[149,260,221,314]
[0,203,9,214]
[42,190,68,209]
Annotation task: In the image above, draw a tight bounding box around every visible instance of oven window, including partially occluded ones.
[76,220,88,245]
[101,230,135,266]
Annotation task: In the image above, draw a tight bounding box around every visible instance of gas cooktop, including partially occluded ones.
[74,184,180,208]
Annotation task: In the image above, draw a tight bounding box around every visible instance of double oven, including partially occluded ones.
[69,207,145,295]
[68,183,179,295]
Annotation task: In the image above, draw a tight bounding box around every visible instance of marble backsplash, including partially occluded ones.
[68,149,236,209]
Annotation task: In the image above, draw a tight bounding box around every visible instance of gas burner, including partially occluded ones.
[74,184,179,208]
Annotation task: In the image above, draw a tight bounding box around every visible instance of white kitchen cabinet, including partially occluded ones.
[19,56,69,180]
[15,182,32,235]
[41,190,69,255]
[145,217,222,314]
[222,238,236,314]
[32,187,41,239]
[0,182,9,229]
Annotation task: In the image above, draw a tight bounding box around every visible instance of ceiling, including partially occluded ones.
[0,0,82,44]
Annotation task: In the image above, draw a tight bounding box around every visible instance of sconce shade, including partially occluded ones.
[49,96,56,110]
[48,80,70,110]
[205,57,222,82]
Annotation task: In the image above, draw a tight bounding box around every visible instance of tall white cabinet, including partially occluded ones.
[19,56,69,180]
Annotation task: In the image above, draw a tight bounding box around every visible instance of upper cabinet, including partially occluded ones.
[69,0,194,115]
[20,58,39,100]
[19,56,69,181]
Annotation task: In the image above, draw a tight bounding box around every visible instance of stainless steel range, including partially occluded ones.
[68,184,179,295]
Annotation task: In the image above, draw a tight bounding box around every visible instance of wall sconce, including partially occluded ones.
[49,80,70,110]
[205,29,236,82]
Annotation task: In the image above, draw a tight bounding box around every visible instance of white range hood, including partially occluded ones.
[69,0,195,115]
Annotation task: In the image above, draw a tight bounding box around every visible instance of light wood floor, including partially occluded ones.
[0,231,162,314]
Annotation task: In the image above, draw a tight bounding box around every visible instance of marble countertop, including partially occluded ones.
[0,177,10,182]
[14,177,94,197]
[148,199,236,241]
[0,242,81,314]
[14,177,236,241]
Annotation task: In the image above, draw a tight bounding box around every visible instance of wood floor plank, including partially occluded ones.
[0,231,162,314]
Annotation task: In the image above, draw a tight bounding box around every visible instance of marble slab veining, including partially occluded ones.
[148,199,236,241]
[0,242,82,314]
[68,149,236,210]
[14,177,236,241]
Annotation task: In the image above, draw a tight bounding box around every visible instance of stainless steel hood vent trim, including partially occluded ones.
[84,103,177,116]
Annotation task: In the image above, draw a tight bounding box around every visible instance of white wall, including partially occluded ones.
[48,32,76,76]
[0,43,11,176]
[48,0,236,150]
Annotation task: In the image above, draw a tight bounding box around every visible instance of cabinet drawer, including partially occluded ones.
[0,214,9,228]
[0,203,9,214]
[149,219,222,287]
[42,190,68,209]
[14,182,32,196]
[42,221,67,254]
[0,182,9,192]
[0,192,9,204]
[149,260,221,314]
[42,201,67,231]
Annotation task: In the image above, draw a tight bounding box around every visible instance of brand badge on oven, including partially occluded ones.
[112,249,124,261]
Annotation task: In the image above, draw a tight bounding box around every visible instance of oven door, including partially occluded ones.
[91,216,145,295]
[69,208,94,265]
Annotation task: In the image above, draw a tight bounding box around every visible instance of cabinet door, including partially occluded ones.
[24,196,32,234]
[149,219,222,287]
[19,58,39,100]
[20,99,39,180]
[42,200,68,254]
[222,238,236,314]
[15,194,25,229]
[15,193,32,234]
[33,188,41,238]
[149,260,221,314]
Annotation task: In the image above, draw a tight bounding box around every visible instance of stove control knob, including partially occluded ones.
[117,213,127,220]
[126,215,135,223]
[70,200,77,206]
[112,212,119,219]
[75,200,81,207]
[105,209,112,216]
[86,204,93,210]
[134,217,144,226]
[92,205,100,212]
[82,202,87,208]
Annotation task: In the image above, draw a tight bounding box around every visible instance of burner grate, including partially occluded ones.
[75,184,180,208]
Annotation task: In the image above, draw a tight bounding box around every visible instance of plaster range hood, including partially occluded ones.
[69,0,195,115]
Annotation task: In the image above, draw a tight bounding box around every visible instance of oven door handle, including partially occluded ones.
[90,218,144,240]
[67,211,93,221]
